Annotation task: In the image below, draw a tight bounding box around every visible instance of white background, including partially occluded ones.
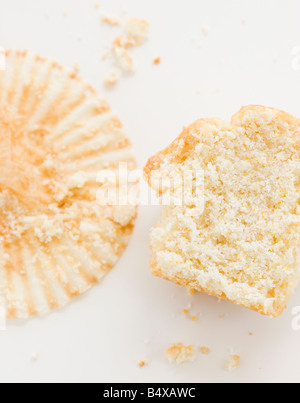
[0,0,300,383]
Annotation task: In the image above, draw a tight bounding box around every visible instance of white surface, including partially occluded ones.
[0,0,300,383]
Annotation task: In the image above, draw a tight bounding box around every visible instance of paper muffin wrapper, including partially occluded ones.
[0,50,137,319]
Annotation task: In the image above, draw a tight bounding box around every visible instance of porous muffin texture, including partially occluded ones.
[144,106,300,317]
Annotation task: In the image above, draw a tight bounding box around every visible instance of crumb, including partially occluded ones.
[102,15,149,75]
[112,45,135,72]
[225,355,240,371]
[101,15,121,26]
[182,309,189,315]
[191,316,197,321]
[200,346,211,355]
[138,360,147,368]
[104,72,120,86]
[201,24,210,36]
[31,352,40,361]
[125,17,149,45]
[187,288,197,295]
[95,3,100,8]
[219,314,225,319]
[166,343,195,364]
[113,35,136,49]
[153,56,161,65]
[249,332,253,336]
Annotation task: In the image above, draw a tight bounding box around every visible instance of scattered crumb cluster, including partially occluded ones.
[101,14,150,85]
[165,343,241,371]
[165,344,212,364]
[166,343,196,364]
[225,355,241,372]
[182,301,201,322]
[182,308,197,321]
[45,7,153,87]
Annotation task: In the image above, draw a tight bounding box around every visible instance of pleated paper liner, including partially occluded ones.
[0,50,137,319]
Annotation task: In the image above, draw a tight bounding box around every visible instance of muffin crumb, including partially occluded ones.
[200,346,211,355]
[138,360,147,368]
[125,17,149,45]
[225,355,240,371]
[104,72,120,86]
[166,343,195,364]
[187,288,197,295]
[101,15,121,26]
[102,13,149,76]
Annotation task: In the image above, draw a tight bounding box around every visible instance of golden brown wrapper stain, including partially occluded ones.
[0,49,137,319]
